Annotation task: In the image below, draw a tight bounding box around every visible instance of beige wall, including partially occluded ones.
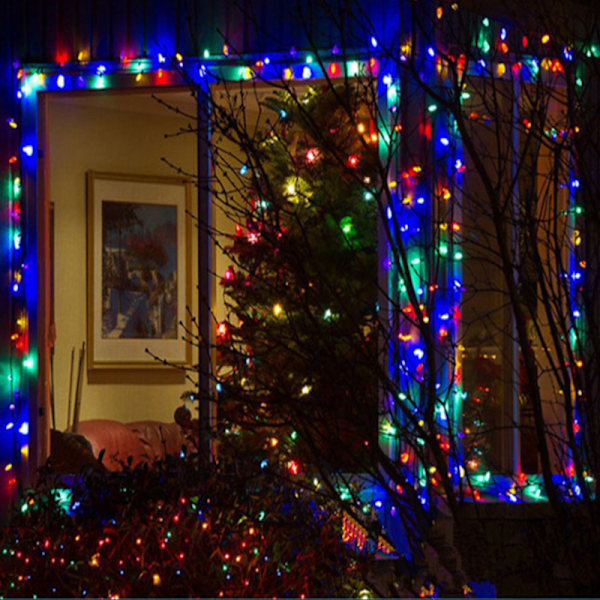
[46,83,307,428]
[48,90,198,427]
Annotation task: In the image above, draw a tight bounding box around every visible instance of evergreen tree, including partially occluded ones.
[216,85,379,471]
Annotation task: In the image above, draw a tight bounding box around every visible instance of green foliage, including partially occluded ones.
[216,85,379,469]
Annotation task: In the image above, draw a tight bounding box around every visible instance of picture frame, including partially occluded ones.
[87,171,192,370]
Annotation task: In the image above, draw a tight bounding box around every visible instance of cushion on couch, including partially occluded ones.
[76,419,148,471]
[75,419,190,471]
[125,421,192,460]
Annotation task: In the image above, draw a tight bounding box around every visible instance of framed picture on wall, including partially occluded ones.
[87,172,192,370]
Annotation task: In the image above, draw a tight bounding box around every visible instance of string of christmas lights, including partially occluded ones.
[3,0,596,522]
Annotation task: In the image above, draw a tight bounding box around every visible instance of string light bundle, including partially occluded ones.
[0,453,373,597]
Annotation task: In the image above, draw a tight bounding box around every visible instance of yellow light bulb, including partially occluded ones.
[273,303,283,317]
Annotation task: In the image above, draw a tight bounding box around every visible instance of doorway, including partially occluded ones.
[38,88,199,467]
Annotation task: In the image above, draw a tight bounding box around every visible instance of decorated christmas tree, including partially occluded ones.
[215,84,379,472]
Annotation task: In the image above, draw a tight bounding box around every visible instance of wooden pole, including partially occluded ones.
[66,346,75,430]
[49,345,56,430]
[197,93,214,460]
[72,342,85,434]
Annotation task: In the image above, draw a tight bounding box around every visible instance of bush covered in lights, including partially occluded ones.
[0,453,374,598]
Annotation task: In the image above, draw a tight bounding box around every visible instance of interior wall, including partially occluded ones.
[47,90,198,427]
